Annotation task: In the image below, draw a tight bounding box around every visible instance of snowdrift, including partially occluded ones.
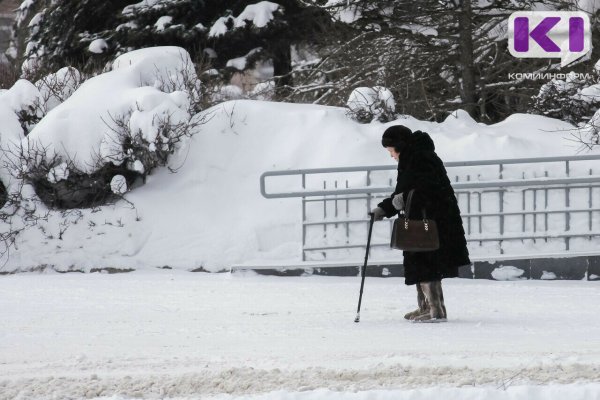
[0,46,595,272]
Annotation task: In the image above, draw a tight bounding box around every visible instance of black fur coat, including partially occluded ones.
[378,130,471,285]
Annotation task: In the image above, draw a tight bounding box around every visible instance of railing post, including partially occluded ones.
[334,180,339,228]
[544,171,549,240]
[323,180,327,259]
[533,188,537,233]
[366,169,372,258]
[467,175,471,235]
[565,161,570,250]
[346,180,350,244]
[499,163,504,254]
[302,173,306,261]
[590,169,593,236]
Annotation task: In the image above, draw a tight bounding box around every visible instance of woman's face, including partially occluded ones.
[386,146,400,161]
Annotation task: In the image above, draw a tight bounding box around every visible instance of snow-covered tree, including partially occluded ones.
[204,0,332,98]
[10,0,332,100]
[296,0,592,122]
[531,70,600,125]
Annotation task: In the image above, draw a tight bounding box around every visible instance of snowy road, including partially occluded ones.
[1,270,599,399]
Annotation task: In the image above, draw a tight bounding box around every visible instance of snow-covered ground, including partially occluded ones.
[1,270,599,399]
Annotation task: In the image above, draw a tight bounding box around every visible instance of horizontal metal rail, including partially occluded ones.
[260,154,600,198]
[262,176,600,198]
[303,207,600,226]
[260,154,600,261]
[303,232,600,252]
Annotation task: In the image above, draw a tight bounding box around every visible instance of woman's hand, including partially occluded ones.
[392,194,404,211]
[371,207,386,221]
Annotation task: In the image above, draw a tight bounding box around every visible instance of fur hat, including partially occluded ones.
[381,125,413,152]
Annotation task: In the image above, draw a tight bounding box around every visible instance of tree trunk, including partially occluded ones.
[272,41,292,99]
[457,0,477,118]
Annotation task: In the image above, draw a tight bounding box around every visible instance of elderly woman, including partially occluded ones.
[371,125,470,322]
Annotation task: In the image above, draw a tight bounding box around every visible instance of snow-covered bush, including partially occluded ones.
[573,108,600,150]
[34,67,83,113]
[6,143,137,209]
[248,80,275,101]
[346,86,396,123]
[17,46,205,209]
[5,80,44,135]
[531,71,600,126]
[0,67,82,141]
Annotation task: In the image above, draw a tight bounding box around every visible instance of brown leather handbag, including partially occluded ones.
[390,189,440,252]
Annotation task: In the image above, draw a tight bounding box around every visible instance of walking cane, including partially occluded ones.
[354,212,376,323]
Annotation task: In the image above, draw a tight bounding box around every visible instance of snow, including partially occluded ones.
[18,0,34,11]
[154,15,173,31]
[208,16,234,37]
[325,0,362,23]
[89,38,109,54]
[2,79,597,271]
[116,21,138,31]
[576,0,600,15]
[2,46,600,273]
[27,11,42,27]
[399,24,438,37]
[216,84,244,100]
[577,83,600,103]
[226,48,262,71]
[209,2,280,37]
[541,271,557,280]
[491,266,525,281]
[347,86,395,118]
[122,0,173,16]
[47,162,69,183]
[1,272,599,398]
[234,1,280,29]
[0,79,42,191]
[110,175,128,194]
[35,66,82,112]
[249,80,275,100]
[227,55,248,71]
[25,46,194,174]
[132,159,145,173]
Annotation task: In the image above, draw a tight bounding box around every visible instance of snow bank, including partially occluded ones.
[2,87,594,272]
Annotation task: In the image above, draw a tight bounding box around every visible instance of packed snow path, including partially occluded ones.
[1,270,599,399]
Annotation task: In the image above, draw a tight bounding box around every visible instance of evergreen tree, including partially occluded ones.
[12,0,332,99]
[302,0,588,122]
[204,0,332,97]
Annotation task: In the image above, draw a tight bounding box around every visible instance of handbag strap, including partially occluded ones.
[404,189,428,220]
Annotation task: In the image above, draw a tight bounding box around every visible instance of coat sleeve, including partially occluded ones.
[377,151,442,218]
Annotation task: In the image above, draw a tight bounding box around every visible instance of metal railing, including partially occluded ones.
[260,155,600,261]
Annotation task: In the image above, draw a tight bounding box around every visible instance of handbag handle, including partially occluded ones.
[404,189,428,220]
